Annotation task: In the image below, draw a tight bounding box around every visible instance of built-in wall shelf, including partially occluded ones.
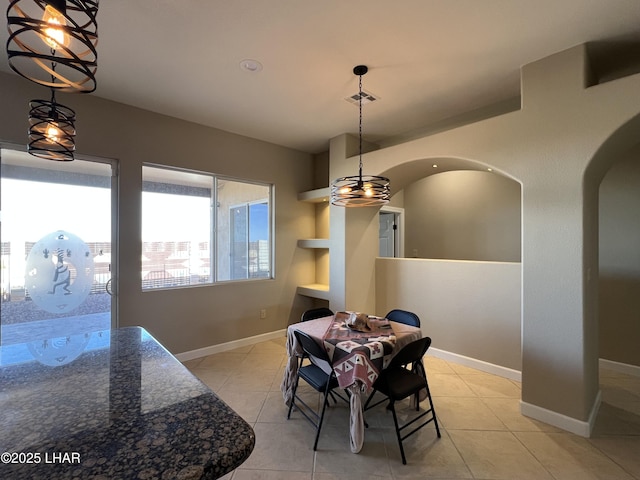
[297,284,330,300]
[297,239,330,249]
[297,188,331,302]
[298,187,330,204]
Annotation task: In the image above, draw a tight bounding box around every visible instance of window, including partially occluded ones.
[142,165,272,289]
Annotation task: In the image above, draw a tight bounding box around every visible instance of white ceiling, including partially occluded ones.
[2,1,640,154]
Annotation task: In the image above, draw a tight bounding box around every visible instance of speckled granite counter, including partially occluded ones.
[0,327,255,479]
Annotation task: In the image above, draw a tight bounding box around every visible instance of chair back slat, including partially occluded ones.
[294,329,331,363]
[301,307,334,322]
[385,309,420,327]
[388,336,431,369]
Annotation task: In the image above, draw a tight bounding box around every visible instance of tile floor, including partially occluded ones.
[184,337,640,480]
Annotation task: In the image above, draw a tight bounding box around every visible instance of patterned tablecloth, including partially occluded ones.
[322,316,396,392]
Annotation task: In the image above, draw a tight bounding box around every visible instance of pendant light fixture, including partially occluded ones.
[7,0,99,93]
[330,65,390,207]
[6,0,99,161]
[28,89,76,161]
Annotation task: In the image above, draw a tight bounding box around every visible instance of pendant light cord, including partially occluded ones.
[330,64,389,206]
[358,72,363,180]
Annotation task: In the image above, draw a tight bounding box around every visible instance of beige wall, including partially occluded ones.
[0,71,316,354]
[599,147,640,366]
[403,170,521,261]
[376,258,521,370]
[328,44,640,435]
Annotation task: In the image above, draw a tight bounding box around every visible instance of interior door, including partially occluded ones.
[0,147,116,366]
[379,211,396,257]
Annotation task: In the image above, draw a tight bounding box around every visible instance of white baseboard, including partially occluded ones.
[521,389,601,438]
[175,329,287,362]
[599,358,640,377]
[428,347,522,382]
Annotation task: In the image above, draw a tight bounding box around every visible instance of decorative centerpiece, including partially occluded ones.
[336,311,372,332]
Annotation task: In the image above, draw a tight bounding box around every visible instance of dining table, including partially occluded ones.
[281,313,422,453]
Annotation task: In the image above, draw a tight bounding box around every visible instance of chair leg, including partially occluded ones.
[413,359,425,411]
[414,359,442,438]
[364,389,392,412]
[424,379,441,438]
[313,381,333,450]
[389,401,407,465]
[287,371,301,419]
[363,389,375,409]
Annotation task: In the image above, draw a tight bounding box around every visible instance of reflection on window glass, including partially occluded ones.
[216,178,271,281]
[142,166,272,289]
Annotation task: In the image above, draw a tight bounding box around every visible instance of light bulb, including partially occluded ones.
[46,124,61,143]
[339,186,352,194]
[42,5,67,50]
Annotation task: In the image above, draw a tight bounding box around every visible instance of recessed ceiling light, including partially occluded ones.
[487,168,493,172]
[240,59,263,73]
[432,164,438,168]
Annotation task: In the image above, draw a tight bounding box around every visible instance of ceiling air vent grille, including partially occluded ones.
[345,89,379,105]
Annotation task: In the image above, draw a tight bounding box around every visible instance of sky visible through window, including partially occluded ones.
[1,179,111,242]
[141,191,210,241]
[249,203,269,242]
[2,179,218,244]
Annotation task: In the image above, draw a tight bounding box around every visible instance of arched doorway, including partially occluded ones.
[376,157,523,373]
[584,113,640,434]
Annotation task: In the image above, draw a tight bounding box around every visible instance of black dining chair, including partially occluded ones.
[298,308,336,400]
[363,336,440,464]
[298,308,334,366]
[287,330,347,450]
[385,309,421,327]
[301,307,334,322]
[385,309,425,381]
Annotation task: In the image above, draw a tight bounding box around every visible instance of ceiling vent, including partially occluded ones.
[345,89,379,105]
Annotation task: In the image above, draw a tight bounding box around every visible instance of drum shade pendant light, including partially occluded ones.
[7,0,99,93]
[28,89,76,161]
[6,0,99,161]
[330,65,390,207]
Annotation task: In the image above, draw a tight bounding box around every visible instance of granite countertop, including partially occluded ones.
[0,327,255,479]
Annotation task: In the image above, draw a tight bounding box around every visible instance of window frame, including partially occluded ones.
[141,164,274,291]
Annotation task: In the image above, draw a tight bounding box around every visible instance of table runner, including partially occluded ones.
[322,315,396,393]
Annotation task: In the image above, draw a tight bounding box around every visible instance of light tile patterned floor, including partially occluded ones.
[184,338,640,480]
